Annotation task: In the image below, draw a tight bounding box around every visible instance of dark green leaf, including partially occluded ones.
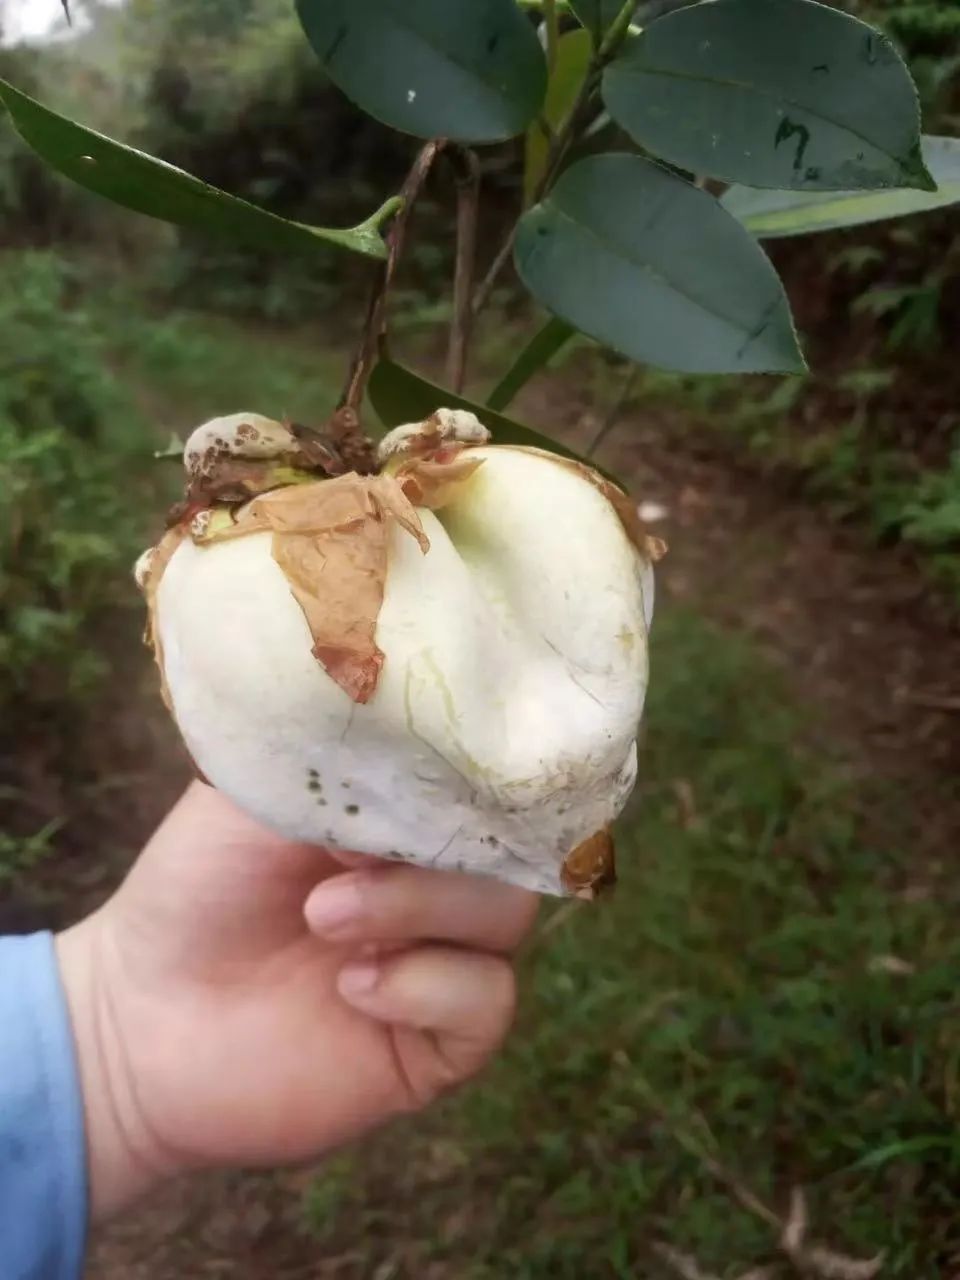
[368,359,596,468]
[723,136,960,238]
[515,153,805,375]
[525,29,592,205]
[603,0,933,192]
[0,78,390,260]
[487,317,575,410]
[568,0,626,43]
[296,0,546,143]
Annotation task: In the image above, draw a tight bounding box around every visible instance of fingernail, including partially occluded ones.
[337,961,380,998]
[305,878,366,937]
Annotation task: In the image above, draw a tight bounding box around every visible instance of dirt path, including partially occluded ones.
[584,400,959,795]
[82,391,959,1278]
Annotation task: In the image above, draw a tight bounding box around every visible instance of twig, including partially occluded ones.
[543,0,560,71]
[586,363,640,457]
[623,1061,885,1280]
[472,2,639,319]
[906,691,960,713]
[651,1243,723,1280]
[471,232,518,319]
[533,898,583,942]
[599,0,643,54]
[339,139,447,420]
[446,146,481,394]
[535,115,558,146]
[469,74,594,314]
[617,1054,782,1230]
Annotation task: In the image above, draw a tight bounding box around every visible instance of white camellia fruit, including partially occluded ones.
[137,408,662,897]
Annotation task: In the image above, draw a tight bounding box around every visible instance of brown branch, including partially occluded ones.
[473,2,642,320]
[339,139,448,417]
[472,64,604,318]
[446,146,481,394]
[330,140,447,473]
[471,230,518,318]
[905,691,960,713]
[544,0,560,71]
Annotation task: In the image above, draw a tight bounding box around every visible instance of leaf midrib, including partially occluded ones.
[535,199,778,344]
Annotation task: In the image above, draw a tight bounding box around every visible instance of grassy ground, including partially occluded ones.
[98,294,346,435]
[295,606,960,1279]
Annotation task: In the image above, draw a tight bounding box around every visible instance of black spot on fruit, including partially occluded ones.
[345,804,360,816]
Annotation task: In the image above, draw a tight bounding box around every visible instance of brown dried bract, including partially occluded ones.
[395,450,485,508]
[146,457,485,706]
[561,828,616,899]
[322,406,378,476]
[205,474,428,704]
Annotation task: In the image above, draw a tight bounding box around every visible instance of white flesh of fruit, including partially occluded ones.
[150,425,654,896]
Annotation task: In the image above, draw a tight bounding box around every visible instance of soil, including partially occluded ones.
[2,385,957,1279]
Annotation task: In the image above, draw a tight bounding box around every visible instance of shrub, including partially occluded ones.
[0,252,150,708]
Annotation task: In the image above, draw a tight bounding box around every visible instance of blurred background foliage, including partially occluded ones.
[1,3,959,1274]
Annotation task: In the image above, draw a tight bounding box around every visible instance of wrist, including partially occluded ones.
[55,917,177,1220]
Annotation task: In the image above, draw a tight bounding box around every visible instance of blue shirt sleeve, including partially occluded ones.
[0,932,88,1280]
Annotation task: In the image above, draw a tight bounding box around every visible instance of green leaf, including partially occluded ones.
[847,1135,960,1175]
[602,0,934,192]
[0,78,390,260]
[723,136,960,239]
[515,153,805,375]
[368,359,594,467]
[487,317,575,411]
[296,0,547,144]
[568,0,626,43]
[525,29,592,206]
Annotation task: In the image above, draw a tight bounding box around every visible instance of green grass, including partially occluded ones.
[94,288,346,434]
[302,608,960,1278]
[0,250,344,715]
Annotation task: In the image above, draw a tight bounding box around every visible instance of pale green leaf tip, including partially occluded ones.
[914,167,939,195]
[787,349,809,375]
[903,144,938,194]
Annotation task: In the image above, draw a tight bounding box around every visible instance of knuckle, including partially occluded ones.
[363,866,421,934]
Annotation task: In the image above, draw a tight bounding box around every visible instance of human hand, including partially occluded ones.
[56,783,538,1219]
